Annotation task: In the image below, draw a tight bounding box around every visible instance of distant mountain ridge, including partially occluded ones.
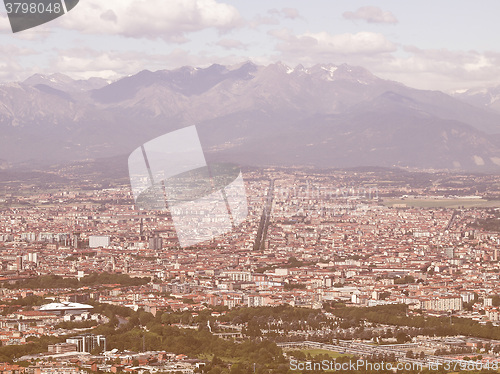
[1,62,500,171]
[453,85,500,114]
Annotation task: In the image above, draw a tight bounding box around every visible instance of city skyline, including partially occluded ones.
[2,166,500,371]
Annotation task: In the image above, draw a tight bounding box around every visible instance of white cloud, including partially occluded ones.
[216,38,249,50]
[343,6,398,24]
[0,45,38,81]
[282,8,301,20]
[267,28,500,91]
[1,0,500,94]
[268,8,302,20]
[43,47,249,80]
[375,47,500,91]
[249,15,280,28]
[252,7,303,28]
[0,13,11,32]
[54,0,242,42]
[50,49,137,79]
[270,29,397,57]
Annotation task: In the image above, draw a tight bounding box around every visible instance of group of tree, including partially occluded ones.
[405,350,425,359]
[0,301,288,374]
[331,303,500,340]
[2,272,150,290]
[4,300,500,374]
[55,320,98,329]
[1,295,47,315]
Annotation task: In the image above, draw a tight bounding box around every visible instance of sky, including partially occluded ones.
[1,0,500,92]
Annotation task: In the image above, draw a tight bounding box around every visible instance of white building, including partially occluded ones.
[420,296,462,311]
[39,301,93,316]
[89,235,110,248]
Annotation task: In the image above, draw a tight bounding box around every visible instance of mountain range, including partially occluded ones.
[453,85,500,114]
[2,61,500,171]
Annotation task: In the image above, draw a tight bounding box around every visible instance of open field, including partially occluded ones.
[197,353,243,363]
[382,198,500,209]
[296,349,351,359]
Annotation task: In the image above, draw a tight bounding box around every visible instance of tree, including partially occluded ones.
[127,315,139,328]
[109,315,119,327]
[379,291,391,300]
[90,346,103,355]
[211,355,223,366]
[396,331,410,344]
[230,363,244,374]
[138,311,153,326]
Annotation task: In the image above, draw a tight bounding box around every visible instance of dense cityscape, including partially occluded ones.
[3,0,500,372]
[1,166,500,373]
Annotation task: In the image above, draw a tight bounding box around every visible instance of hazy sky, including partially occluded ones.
[1,0,499,91]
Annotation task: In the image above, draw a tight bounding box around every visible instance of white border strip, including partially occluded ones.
[60,0,68,14]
